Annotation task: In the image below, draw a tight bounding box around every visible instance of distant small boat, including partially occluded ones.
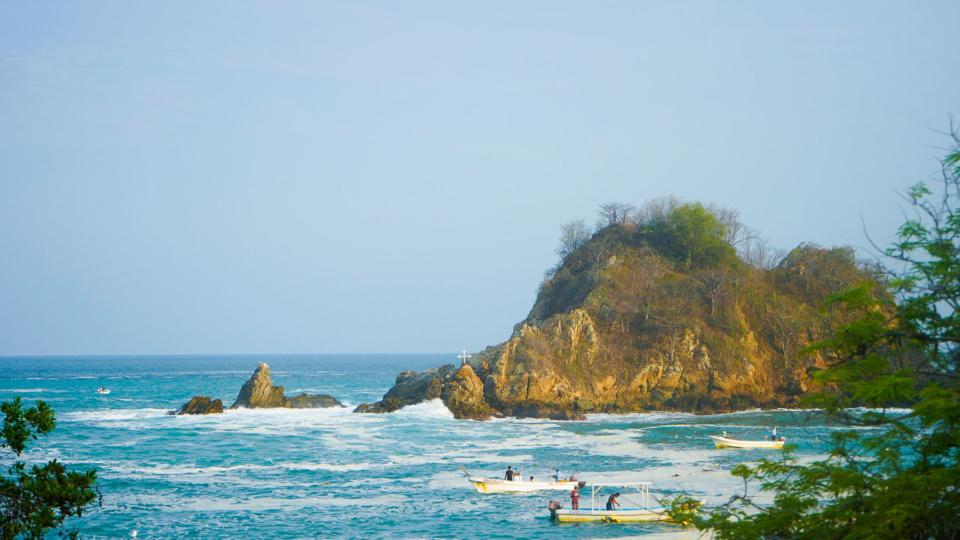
[549,482,670,523]
[96,387,111,395]
[710,435,784,449]
[462,467,583,494]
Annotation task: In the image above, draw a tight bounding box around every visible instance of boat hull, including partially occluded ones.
[552,508,669,523]
[710,435,784,449]
[468,477,580,494]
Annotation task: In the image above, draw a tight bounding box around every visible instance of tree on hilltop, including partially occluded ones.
[596,202,636,228]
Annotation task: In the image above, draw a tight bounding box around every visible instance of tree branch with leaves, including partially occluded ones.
[1,397,99,540]
[667,130,960,539]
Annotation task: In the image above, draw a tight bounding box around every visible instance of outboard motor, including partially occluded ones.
[577,480,587,488]
[548,500,562,519]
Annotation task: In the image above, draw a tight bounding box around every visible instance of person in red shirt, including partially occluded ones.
[570,485,580,510]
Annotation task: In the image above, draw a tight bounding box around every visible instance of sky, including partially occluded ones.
[1,1,958,356]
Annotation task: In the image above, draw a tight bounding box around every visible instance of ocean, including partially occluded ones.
[0,354,842,539]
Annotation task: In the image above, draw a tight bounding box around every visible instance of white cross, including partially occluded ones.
[458,349,472,365]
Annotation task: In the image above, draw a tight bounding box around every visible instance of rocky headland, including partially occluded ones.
[173,361,343,414]
[356,201,888,420]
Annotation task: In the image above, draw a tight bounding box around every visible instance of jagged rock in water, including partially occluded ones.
[286,393,342,408]
[232,362,286,408]
[172,396,224,415]
[440,364,496,420]
[353,366,452,413]
[356,219,890,419]
[231,362,343,409]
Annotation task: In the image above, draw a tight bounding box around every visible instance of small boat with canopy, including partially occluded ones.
[548,482,669,523]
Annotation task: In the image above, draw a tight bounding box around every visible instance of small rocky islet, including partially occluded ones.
[355,203,891,420]
[172,361,343,415]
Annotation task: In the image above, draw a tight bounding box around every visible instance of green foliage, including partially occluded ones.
[647,202,737,269]
[1,397,99,539]
[669,133,960,538]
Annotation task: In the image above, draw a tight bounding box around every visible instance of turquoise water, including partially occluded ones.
[1,355,842,539]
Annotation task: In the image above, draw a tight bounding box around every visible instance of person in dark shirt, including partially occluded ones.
[606,492,621,511]
[504,466,514,481]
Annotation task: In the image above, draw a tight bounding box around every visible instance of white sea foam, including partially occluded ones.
[177,494,406,512]
[289,461,384,472]
[390,399,454,419]
[1,388,65,393]
[100,459,394,483]
[427,471,470,490]
[62,408,170,422]
[388,452,534,467]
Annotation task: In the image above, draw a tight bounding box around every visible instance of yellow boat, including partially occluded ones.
[549,482,670,523]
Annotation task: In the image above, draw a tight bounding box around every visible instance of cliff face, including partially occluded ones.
[357,206,886,419]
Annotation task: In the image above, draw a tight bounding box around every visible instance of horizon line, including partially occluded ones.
[0,351,461,360]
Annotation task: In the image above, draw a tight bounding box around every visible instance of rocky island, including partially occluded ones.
[231,361,343,409]
[173,361,343,414]
[356,200,888,420]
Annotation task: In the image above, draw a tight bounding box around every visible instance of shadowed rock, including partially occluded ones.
[286,393,342,408]
[354,366,453,414]
[171,396,224,415]
[231,362,343,409]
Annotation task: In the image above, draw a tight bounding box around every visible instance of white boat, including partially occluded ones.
[462,467,583,494]
[710,435,784,449]
[549,482,670,523]
[96,387,111,395]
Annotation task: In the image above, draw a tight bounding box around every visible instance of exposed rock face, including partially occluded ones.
[232,362,286,408]
[172,396,224,415]
[356,220,888,420]
[286,393,343,408]
[231,362,343,409]
[354,366,453,413]
[441,364,497,420]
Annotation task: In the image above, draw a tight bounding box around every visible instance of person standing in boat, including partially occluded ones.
[553,469,561,482]
[570,485,580,510]
[606,493,621,511]
[504,466,515,481]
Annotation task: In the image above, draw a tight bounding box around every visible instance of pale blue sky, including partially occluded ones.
[1,1,957,355]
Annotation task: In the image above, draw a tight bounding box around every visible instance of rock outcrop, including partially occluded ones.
[171,396,224,415]
[356,205,890,420]
[354,366,453,413]
[231,362,343,409]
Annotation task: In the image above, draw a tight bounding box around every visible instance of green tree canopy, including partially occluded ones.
[668,132,960,538]
[647,202,737,269]
[1,397,99,539]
